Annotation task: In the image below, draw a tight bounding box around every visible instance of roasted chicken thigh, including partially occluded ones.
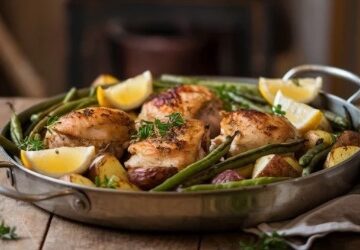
[125,119,209,190]
[138,85,222,137]
[44,107,134,158]
[211,110,298,156]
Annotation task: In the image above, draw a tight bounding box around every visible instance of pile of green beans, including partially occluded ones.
[151,134,236,192]
[300,141,334,176]
[183,139,305,187]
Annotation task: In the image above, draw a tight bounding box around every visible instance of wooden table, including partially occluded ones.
[1,98,360,250]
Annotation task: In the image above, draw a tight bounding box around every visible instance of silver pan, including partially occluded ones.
[1,64,360,231]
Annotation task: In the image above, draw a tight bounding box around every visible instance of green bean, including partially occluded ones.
[0,135,20,156]
[88,86,96,97]
[62,87,77,103]
[227,92,271,113]
[7,103,23,146]
[183,139,305,187]
[299,142,333,167]
[180,177,290,192]
[302,147,331,176]
[151,133,237,192]
[29,97,97,138]
[322,110,349,130]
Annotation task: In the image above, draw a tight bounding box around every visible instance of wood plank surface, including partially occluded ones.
[43,216,199,250]
[0,98,50,250]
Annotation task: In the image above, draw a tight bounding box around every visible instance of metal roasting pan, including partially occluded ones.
[1,65,360,231]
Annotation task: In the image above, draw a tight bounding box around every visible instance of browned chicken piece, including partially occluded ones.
[44,107,135,158]
[138,85,222,137]
[211,110,298,156]
[125,119,209,190]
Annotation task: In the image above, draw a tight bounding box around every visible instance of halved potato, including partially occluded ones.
[324,146,360,168]
[234,164,254,179]
[88,153,139,191]
[59,174,95,187]
[252,154,301,178]
[332,130,360,149]
[304,130,334,149]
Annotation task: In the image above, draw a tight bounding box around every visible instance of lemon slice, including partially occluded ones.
[91,74,119,87]
[273,91,323,134]
[259,77,322,104]
[97,71,153,110]
[21,146,95,178]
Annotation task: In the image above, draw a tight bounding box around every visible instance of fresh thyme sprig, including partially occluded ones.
[239,232,288,250]
[133,112,185,140]
[20,136,44,151]
[272,104,286,116]
[95,175,119,189]
[0,221,18,240]
[45,115,59,129]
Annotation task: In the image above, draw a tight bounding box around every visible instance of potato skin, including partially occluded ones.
[333,130,360,149]
[128,167,178,190]
[211,170,244,184]
[253,154,301,178]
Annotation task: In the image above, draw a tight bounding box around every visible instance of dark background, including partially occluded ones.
[0,0,359,98]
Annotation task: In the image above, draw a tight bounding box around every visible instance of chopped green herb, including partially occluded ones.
[239,232,288,250]
[20,136,44,151]
[272,104,286,116]
[0,221,18,240]
[133,112,185,140]
[95,175,119,189]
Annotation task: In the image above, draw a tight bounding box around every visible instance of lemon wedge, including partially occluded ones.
[273,91,323,134]
[91,74,119,87]
[259,77,322,104]
[21,146,95,178]
[97,71,153,110]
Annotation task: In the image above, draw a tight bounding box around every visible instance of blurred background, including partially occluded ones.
[0,0,359,98]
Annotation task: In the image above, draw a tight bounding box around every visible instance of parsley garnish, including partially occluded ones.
[95,175,119,189]
[239,232,288,250]
[133,112,185,140]
[20,136,44,151]
[272,104,286,116]
[0,221,18,240]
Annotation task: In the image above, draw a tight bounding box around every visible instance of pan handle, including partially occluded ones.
[0,161,90,212]
[282,64,360,104]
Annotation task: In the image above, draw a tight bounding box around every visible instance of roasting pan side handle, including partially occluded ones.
[282,64,360,104]
[0,161,91,212]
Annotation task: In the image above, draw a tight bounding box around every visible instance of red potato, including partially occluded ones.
[332,130,360,149]
[324,146,360,169]
[211,170,244,184]
[127,167,178,190]
[252,154,301,178]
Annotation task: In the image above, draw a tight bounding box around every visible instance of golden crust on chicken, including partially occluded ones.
[125,119,209,189]
[211,110,298,156]
[44,107,135,158]
[138,85,222,137]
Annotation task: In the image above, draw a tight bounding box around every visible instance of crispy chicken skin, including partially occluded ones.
[138,85,222,137]
[211,110,298,156]
[125,119,209,190]
[44,107,135,158]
